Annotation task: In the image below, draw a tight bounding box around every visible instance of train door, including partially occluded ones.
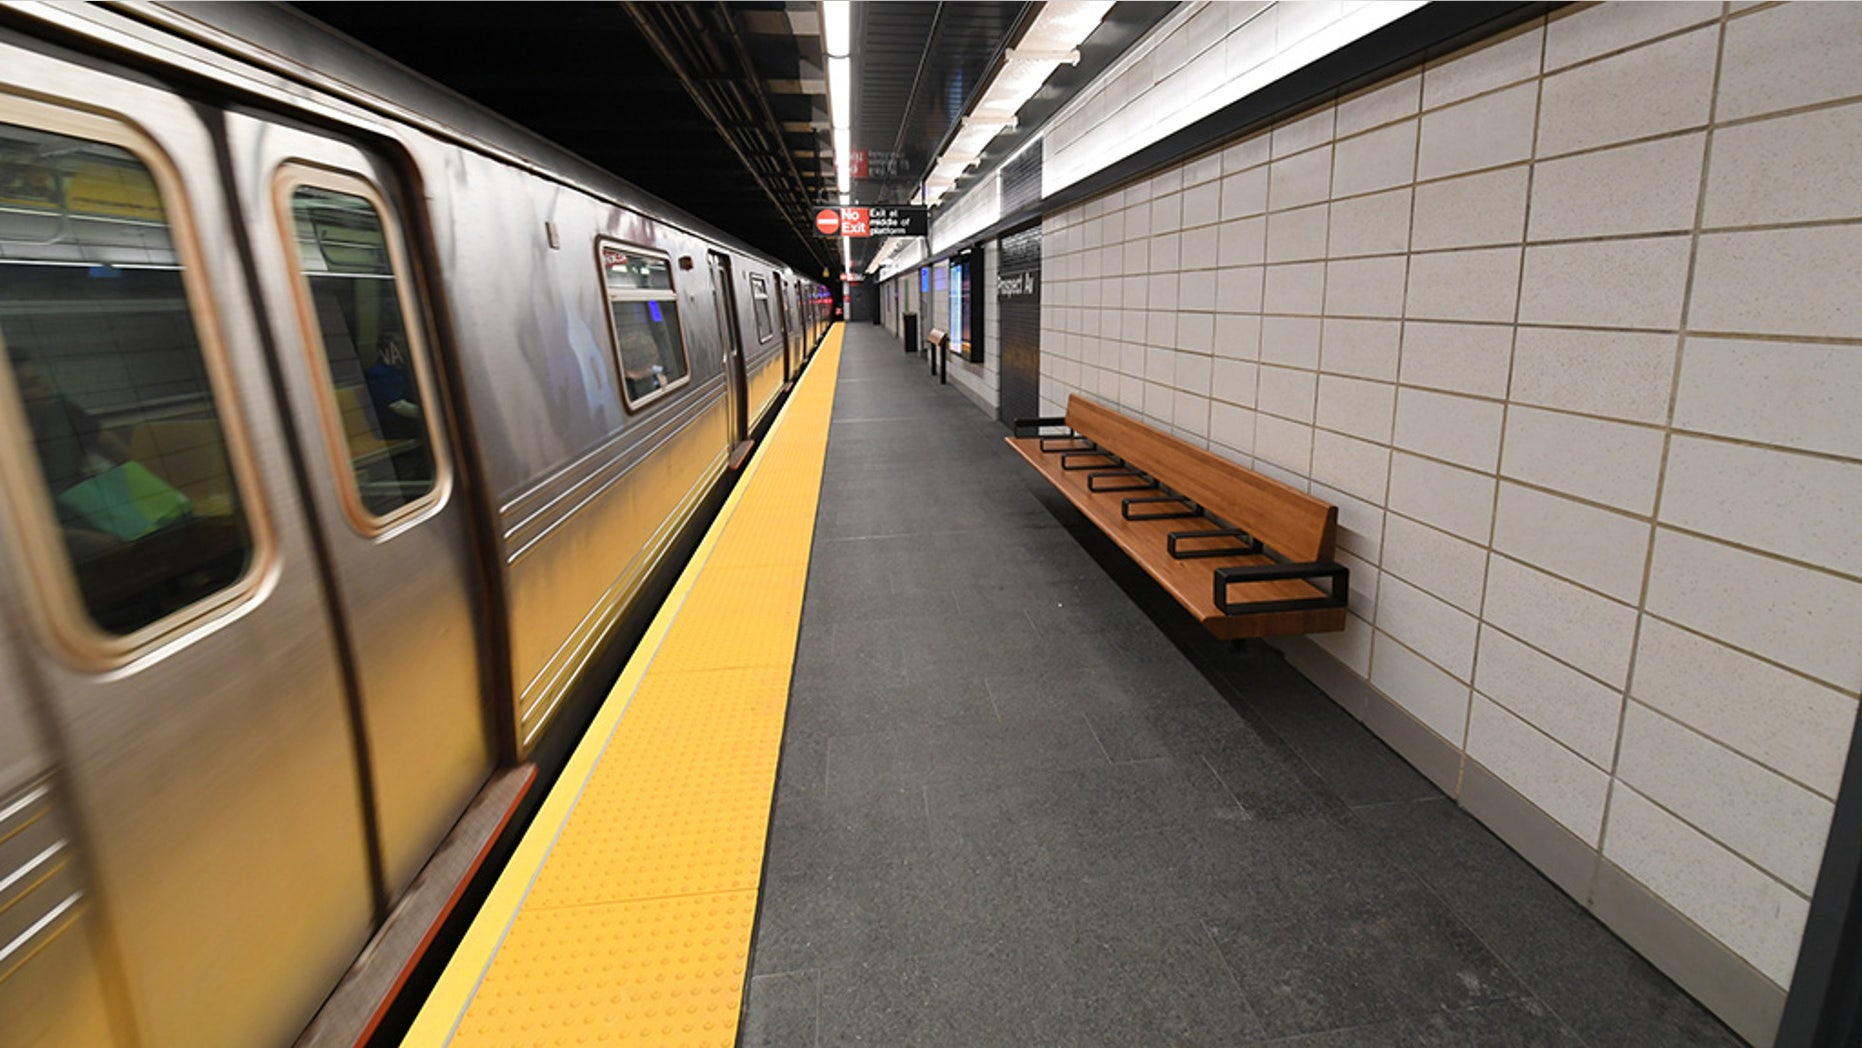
[0,65,373,1048]
[773,273,792,383]
[708,250,748,444]
[222,113,493,903]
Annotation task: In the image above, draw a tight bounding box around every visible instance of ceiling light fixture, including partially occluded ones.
[822,1,853,203]
[920,0,1113,207]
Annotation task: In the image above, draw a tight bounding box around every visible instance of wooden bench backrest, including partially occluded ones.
[1066,394,1337,564]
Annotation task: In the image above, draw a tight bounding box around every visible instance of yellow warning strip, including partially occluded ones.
[404,326,844,1047]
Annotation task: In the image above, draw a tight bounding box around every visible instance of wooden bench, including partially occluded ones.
[1007,394,1348,639]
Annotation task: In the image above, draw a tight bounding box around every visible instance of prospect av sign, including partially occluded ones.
[812,205,928,238]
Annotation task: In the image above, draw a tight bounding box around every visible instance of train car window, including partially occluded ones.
[749,273,774,343]
[599,242,688,410]
[279,174,441,526]
[0,118,255,638]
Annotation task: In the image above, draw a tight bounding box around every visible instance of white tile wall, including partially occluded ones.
[1475,624,1622,767]
[1468,695,1610,843]
[1032,2,1862,1004]
[1603,785,1810,987]
[1616,702,1833,894]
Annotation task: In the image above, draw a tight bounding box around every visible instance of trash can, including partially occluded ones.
[902,312,919,355]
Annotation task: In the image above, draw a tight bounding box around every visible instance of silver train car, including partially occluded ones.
[0,4,831,1046]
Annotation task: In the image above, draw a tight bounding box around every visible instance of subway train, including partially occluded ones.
[0,5,830,1046]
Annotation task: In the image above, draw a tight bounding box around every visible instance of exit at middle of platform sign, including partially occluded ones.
[812,205,928,238]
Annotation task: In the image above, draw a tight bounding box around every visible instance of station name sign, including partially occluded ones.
[812,205,928,238]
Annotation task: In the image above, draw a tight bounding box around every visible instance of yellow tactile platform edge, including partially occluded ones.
[404,326,845,1047]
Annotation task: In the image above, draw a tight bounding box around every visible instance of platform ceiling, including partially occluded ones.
[290,1,1172,279]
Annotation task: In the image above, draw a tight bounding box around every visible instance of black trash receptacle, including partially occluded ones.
[902,312,919,355]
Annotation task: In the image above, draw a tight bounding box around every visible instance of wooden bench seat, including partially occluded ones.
[1007,394,1348,640]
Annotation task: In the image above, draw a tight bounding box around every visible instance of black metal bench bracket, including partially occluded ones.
[1214,561,1349,615]
[1168,528,1262,559]
[1088,469,1159,492]
[1122,494,1201,521]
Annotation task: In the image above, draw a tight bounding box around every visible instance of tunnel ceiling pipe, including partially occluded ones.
[622,1,837,274]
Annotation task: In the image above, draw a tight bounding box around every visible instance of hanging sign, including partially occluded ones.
[811,205,929,238]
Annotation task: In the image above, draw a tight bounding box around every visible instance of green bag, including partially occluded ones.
[56,461,194,541]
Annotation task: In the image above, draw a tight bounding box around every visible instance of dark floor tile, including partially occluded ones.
[822,704,1109,800]
[1351,799,1745,1048]
[1260,998,1584,1047]
[740,970,818,1048]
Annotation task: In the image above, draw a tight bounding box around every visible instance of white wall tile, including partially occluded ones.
[1182,228,1220,272]
[1266,204,1331,264]
[1152,191,1184,234]
[1661,437,1862,578]
[1173,390,1211,437]
[1311,429,1390,504]
[1423,22,1545,110]
[1673,337,1862,460]
[1704,103,1862,228]
[1537,27,1717,157]
[1221,165,1270,221]
[1691,226,1862,340]
[1405,247,1521,323]
[1371,632,1473,744]
[1411,165,1530,252]
[1332,120,1418,199]
[1529,133,1706,240]
[1271,104,1338,159]
[1468,695,1609,844]
[1603,785,1810,987]
[1256,365,1317,423]
[1327,187,1412,259]
[1315,375,1396,443]
[1321,318,1402,381]
[1502,406,1666,515]
[1492,482,1652,603]
[1269,144,1334,211]
[1313,610,1374,675]
[1174,350,1214,396]
[1222,132,1272,176]
[1382,513,1488,614]
[1317,481,1386,563]
[1618,703,1833,895]
[1387,451,1495,544]
[1393,388,1505,473]
[1544,1,1722,72]
[1633,618,1859,797]
[1511,326,1675,425]
[1397,321,1514,399]
[1216,265,1265,313]
[1219,215,1268,267]
[1717,2,1862,122]
[1645,528,1862,692]
[1483,554,1638,687]
[1177,309,1215,352]
[1416,82,1539,180]
[1476,625,1622,767]
[1325,255,1410,319]
[1264,262,1325,315]
[1261,316,1321,369]
[1214,313,1262,362]
[1210,401,1256,454]
[1149,275,1181,313]
[1254,413,1314,474]
[1182,177,1223,229]
[1518,236,1692,331]
[1337,71,1420,138]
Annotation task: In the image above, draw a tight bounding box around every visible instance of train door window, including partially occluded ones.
[277,171,440,526]
[0,112,256,640]
[598,242,688,410]
[749,272,774,343]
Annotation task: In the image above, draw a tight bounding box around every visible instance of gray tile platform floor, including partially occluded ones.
[741,324,1743,1047]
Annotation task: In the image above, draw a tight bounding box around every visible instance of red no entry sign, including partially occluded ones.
[814,208,841,236]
